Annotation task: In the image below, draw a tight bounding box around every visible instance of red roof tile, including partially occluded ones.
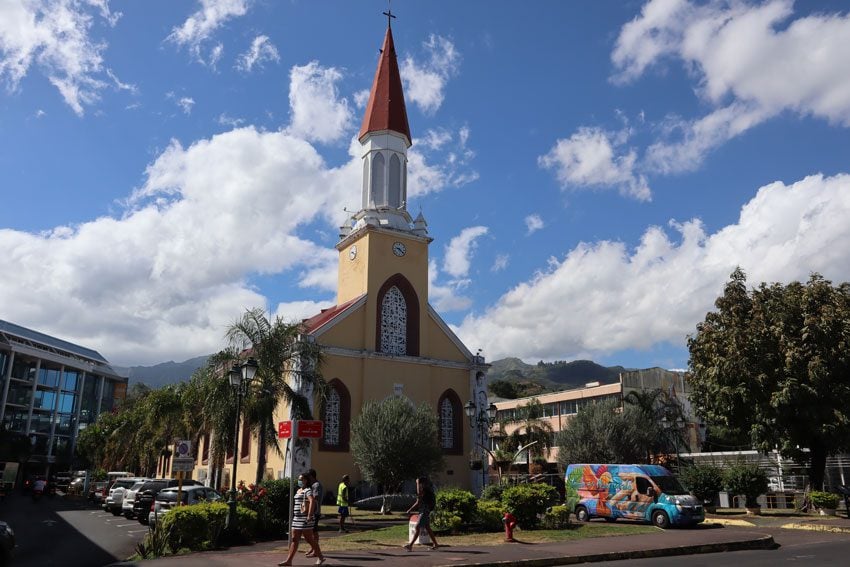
[301,295,365,334]
[358,26,411,145]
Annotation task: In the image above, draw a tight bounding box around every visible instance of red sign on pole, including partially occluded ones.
[297,420,324,439]
[278,420,292,439]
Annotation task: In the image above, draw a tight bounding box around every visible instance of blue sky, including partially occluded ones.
[2,0,849,368]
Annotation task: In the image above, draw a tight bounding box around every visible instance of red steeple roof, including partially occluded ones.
[358,25,411,146]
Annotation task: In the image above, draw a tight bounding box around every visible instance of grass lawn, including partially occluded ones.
[296,522,657,552]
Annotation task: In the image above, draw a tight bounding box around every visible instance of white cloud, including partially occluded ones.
[491,254,509,273]
[443,226,488,279]
[273,300,335,324]
[455,172,850,361]
[106,68,137,94]
[286,61,352,144]
[400,34,460,114]
[177,96,195,115]
[421,128,452,150]
[428,260,472,312]
[217,113,244,128]
[0,0,119,115]
[236,35,279,73]
[168,0,249,65]
[611,0,850,171]
[525,214,544,235]
[352,88,370,109]
[406,125,479,199]
[539,126,651,201]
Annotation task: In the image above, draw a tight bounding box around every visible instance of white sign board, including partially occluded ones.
[172,457,195,473]
[175,440,192,458]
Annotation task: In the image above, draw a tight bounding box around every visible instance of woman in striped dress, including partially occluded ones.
[278,473,325,565]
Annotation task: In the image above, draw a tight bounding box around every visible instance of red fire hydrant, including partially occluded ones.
[503,512,518,542]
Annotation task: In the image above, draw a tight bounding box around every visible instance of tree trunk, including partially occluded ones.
[809,445,827,491]
[256,421,267,485]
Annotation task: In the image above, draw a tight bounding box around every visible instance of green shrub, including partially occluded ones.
[436,488,477,524]
[810,491,841,509]
[239,479,290,538]
[475,500,506,532]
[723,464,769,506]
[680,464,724,505]
[480,483,505,502]
[540,505,571,529]
[430,509,462,533]
[501,483,559,529]
[161,502,229,551]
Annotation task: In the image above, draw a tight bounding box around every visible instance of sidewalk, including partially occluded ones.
[113,525,774,567]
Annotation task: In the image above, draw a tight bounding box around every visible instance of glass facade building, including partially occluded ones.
[0,319,127,476]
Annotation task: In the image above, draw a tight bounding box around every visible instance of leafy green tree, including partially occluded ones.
[498,398,554,467]
[488,379,520,399]
[556,399,655,465]
[350,397,443,512]
[224,307,324,484]
[688,269,850,489]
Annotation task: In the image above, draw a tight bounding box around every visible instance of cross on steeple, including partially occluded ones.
[382,8,396,28]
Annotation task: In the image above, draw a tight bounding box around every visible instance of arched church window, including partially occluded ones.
[380,286,407,355]
[320,379,351,451]
[388,154,401,208]
[376,274,420,356]
[438,389,463,454]
[371,152,385,207]
[362,157,369,209]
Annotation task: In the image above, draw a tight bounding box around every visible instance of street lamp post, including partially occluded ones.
[225,358,258,531]
[464,400,498,492]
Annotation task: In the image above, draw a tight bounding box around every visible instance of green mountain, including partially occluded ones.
[115,355,210,388]
[486,357,627,398]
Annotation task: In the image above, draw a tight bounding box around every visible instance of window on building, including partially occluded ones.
[388,154,401,208]
[437,390,462,455]
[202,434,210,464]
[240,421,251,461]
[320,379,351,451]
[371,152,385,206]
[362,157,369,208]
[376,274,419,356]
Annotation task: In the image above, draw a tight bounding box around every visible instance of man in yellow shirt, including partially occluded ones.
[337,474,351,533]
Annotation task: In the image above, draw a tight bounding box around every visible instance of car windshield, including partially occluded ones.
[651,475,688,495]
[113,479,136,489]
[141,481,168,493]
[129,482,145,492]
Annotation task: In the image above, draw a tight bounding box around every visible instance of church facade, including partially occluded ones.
[193,22,488,494]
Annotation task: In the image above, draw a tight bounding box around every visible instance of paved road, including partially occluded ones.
[0,492,144,566]
[591,527,850,567]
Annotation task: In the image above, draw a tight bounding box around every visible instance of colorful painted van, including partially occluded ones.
[565,464,704,528]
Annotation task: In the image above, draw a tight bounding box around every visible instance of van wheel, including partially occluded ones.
[575,506,590,522]
[652,510,670,529]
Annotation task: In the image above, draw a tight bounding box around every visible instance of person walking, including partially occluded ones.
[278,473,325,566]
[404,476,438,551]
[337,474,351,533]
[305,468,324,558]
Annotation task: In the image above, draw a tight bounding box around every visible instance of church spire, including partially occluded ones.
[358,24,411,147]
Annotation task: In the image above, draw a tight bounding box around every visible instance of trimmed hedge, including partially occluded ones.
[680,464,724,505]
[159,502,257,551]
[436,488,477,524]
[541,505,571,529]
[723,464,768,506]
[811,491,841,510]
[480,484,505,502]
[475,499,506,532]
[501,484,559,529]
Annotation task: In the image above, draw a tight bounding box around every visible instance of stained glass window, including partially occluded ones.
[324,388,340,446]
[440,398,454,449]
[380,286,407,355]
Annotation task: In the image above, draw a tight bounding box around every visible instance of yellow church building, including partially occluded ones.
[191,21,488,495]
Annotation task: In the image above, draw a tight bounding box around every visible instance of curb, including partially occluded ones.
[439,535,777,567]
[781,523,850,535]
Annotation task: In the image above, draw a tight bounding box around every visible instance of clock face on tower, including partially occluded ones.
[349,245,357,260]
[392,241,406,257]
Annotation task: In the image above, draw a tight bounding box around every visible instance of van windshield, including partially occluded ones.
[651,476,688,495]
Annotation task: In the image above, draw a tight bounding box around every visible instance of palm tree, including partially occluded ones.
[624,388,688,463]
[225,308,325,484]
[499,398,554,473]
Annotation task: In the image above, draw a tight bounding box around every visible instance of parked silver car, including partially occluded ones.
[148,486,222,526]
[121,480,149,519]
[105,477,148,515]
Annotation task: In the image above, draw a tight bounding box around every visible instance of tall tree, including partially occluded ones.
[688,269,850,489]
[225,308,324,484]
[350,397,443,513]
[498,398,554,467]
[556,399,655,466]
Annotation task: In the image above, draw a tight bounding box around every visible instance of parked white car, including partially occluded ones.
[105,477,148,515]
[121,480,149,519]
[148,486,222,526]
